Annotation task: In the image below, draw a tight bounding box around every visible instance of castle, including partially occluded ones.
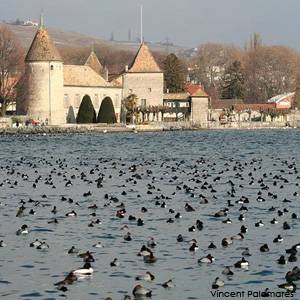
[17,14,209,127]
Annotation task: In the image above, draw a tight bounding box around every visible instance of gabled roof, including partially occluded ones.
[84,51,102,74]
[25,27,62,62]
[185,85,209,97]
[63,65,113,87]
[267,92,294,104]
[128,43,161,73]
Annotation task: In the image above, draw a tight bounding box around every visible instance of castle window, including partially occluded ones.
[64,94,69,108]
[141,99,146,106]
[75,94,80,108]
[149,88,152,92]
[129,89,133,94]
[94,94,99,107]
[50,65,54,71]
[115,94,119,107]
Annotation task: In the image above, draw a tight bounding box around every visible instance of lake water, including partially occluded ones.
[0,129,299,300]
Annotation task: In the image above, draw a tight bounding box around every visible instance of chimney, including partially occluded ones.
[125,65,129,72]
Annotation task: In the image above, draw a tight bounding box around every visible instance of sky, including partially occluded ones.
[0,0,300,51]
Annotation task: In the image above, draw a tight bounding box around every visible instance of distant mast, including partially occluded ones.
[140,5,143,44]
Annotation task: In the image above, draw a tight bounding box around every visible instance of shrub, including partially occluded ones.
[97,96,117,124]
[66,106,76,123]
[76,95,96,123]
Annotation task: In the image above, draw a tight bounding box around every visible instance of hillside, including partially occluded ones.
[1,22,192,56]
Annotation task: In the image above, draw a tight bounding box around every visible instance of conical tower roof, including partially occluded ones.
[25,22,62,62]
[128,43,161,73]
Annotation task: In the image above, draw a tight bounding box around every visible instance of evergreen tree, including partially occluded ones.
[76,95,96,123]
[66,106,76,123]
[97,97,117,123]
[292,86,300,110]
[163,53,185,93]
[221,60,245,99]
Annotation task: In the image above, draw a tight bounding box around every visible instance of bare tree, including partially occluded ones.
[0,26,24,116]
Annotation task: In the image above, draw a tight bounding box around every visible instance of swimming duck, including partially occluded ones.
[221,238,233,247]
[260,244,269,252]
[37,242,49,249]
[222,266,234,276]
[198,254,214,263]
[234,257,249,268]
[65,210,77,217]
[222,218,232,224]
[138,245,151,256]
[273,235,283,243]
[16,224,29,235]
[177,234,184,242]
[73,262,93,275]
[110,258,121,267]
[212,277,225,289]
[255,220,264,227]
[84,253,95,262]
[285,271,299,282]
[240,225,248,233]
[189,243,199,252]
[231,233,244,240]
[92,242,103,248]
[135,271,155,281]
[147,237,157,248]
[162,279,176,288]
[277,281,296,292]
[283,222,291,230]
[0,240,6,247]
[242,248,251,256]
[288,253,297,262]
[30,239,41,247]
[54,272,77,286]
[68,246,78,254]
[270,218,278,224]
[124,232,132,241]
[277,255,286,265]
[132,285,152,297]
[208,242,217,249]
[143,250,157,263]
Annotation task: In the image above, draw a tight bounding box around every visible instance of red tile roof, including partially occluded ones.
[25,28,62,62]
[128,43,161,73]
[185,85,209,97]
[210,99,243,109]
[232,104,275,110]
[84,51,102,74]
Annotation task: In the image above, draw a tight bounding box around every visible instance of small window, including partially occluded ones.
[94,94,99,107]
[141,99,146,106]
[64,94,69,108]
[148,88,152,92]
[103,94,107,99]
[50,65,54,70]
[75,94,80,108]
[129,89,133,93]
[186,103,189,107]
[115,94,119,107]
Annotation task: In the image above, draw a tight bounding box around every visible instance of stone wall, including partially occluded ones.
[191,97,209,127]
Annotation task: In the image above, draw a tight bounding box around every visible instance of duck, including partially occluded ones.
[222,266,234,276]
[77,251,91,258]
[65,210,77,217]
[72,262,93,275]
[277,281,296,292]
[110,258,121,267]
[124,232,132,241]
[54,272,78,286]
[242,248,251,256]
[175,212,182,219]
[37,242,49,249]
[238,214,245,221]
[270,218,278,224]
[260,244,269,252]
[147,237,157,248]
[16,224,29,235]
[138,245,151,256]
[189,242,199,252]
[221,238,233,247]
[231,233,244,240]
[137,218,144,226]
[30,239,41,248]
[283,222,291,230]
[222,218,232,224]
[84,253,95,262]
[277,255,286,265]
[212,277,225,289]
[285,271,299,282]
[132,285,152,297]
[135,271,155,281]
[162,279,176,288]
[68,246,78,254]
[177,234,184,242]
[234,257,249,268]
[198,254,214,263]
[255,220,264,227]
[208,242,217,249]
[92,242,103,248]
[143,250,157,263]
[240,225,248,233]
[273,235,284,243]
[0,240,6,247]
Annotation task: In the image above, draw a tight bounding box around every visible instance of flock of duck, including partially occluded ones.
[0,135,299,299]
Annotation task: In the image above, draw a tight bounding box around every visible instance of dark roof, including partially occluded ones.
[128,43,161,73]
[210,99,243,109]
[232,104,274,110]
[25,27,62,62]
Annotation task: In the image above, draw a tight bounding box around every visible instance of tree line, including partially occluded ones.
[1,26,300,117]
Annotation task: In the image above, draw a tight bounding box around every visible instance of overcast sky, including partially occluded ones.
[0,0,299,50]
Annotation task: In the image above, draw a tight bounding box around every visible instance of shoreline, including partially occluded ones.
[0,123,298,136]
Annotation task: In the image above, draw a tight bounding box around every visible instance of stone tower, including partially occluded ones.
[23,13,64,125]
